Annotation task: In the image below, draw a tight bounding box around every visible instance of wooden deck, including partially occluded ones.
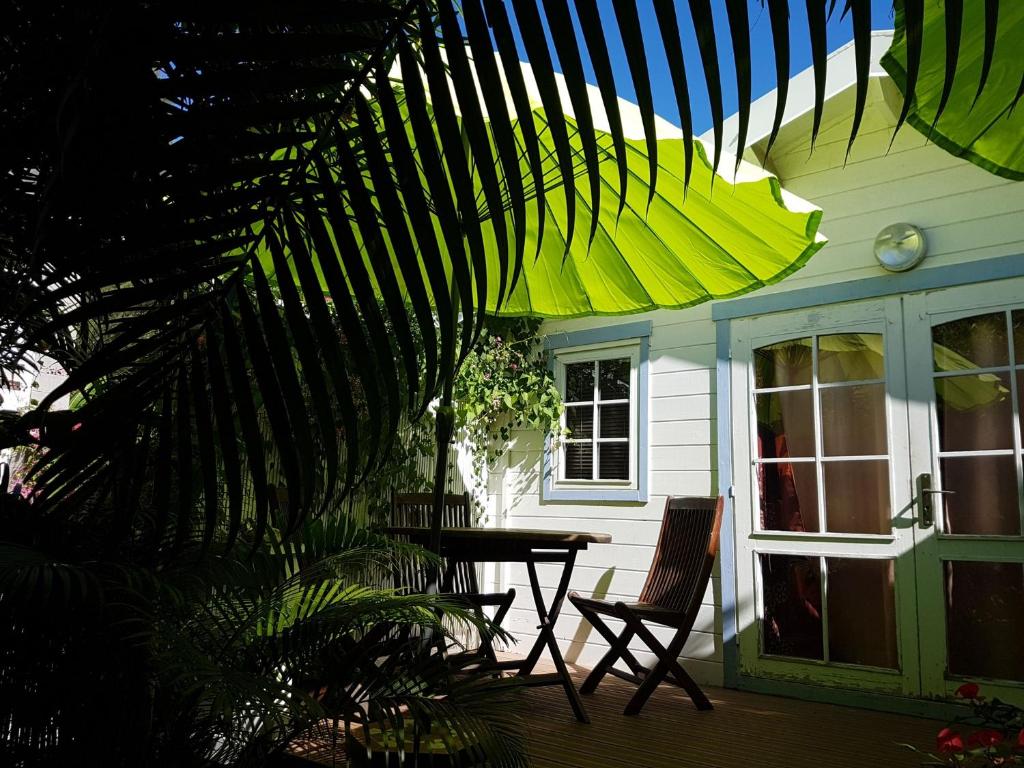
[520,663,940,768]
[292,661,942,767]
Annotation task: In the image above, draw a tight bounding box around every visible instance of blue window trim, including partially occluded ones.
[543,321,651,503]
[714,259,1024,691]
[711,253,1024,322]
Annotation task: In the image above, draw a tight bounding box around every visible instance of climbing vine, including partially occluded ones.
[451,317,564,491]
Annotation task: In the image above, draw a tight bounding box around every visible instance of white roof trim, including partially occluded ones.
[699,30,895,155]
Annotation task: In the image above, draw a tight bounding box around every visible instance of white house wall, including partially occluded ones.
[484,74,1024,688]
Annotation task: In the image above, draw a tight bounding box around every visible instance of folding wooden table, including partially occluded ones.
[387,526,612,723]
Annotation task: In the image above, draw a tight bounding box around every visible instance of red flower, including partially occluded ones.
[955,683,980,699]
[937,728,965,754]
[967,729,1004,749]
[1016,729,1024,748]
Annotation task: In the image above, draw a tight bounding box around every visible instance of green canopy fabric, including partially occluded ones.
[881,0,1024,180]
[265,64,826,320]
[479,110,825,318]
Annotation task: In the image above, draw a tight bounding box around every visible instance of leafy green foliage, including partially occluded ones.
[0,490,525,767]
[452,318,563,500]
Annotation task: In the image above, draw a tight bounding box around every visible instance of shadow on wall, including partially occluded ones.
[564,566,616,665]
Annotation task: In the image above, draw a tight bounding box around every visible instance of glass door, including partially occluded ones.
[731,297,922,695]
[905,279,1024,704]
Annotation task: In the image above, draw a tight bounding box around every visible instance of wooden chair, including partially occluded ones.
[390,492,516,663]
[568,495,724,715]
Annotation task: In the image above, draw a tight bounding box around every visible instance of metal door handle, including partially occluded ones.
[916,473,954,529]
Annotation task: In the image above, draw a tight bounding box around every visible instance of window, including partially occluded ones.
[558,348,637,482]
[752,333,892,535]
[543,321,650,502]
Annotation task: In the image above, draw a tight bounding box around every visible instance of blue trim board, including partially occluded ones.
[715,319,739,688]
[544,320,653,350]
[712,254,1024,321]
[542,322,651,503]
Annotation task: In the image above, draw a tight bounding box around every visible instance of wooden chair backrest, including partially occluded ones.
[638,496,724,625]
[391,492,478,594]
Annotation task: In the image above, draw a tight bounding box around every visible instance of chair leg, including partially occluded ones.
[576,602,648,679]
[579,623,634,695]
[623,615,713,713]
[476,592,515,664]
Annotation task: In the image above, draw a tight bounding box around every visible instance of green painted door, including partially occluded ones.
[730,278,1024,704]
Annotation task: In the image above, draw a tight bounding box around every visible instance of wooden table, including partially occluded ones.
[387,526,612,724]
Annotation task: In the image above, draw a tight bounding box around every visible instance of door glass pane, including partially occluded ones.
[945,560,1024,683]
[598,443,629,480]
[563,443,592,480]
[758,462,820,532]
[1013,309,1024,356]
[761,552,823,663]
[756,390,814,458]
[820,383,888,456]
[565,405,593,439]
[823,460,891,534]
[599,403,628,438]
[933,312,1009,369]
[818,333,885,383]
[755,338,813,388]
[934,373,1013,451]
[827,558,898,669]
[598,358,630,400]
[760,554,823,660]
[940,455,1020,535]
[565,362,594,402]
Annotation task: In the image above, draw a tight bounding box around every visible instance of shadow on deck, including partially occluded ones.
[521,662,940,768]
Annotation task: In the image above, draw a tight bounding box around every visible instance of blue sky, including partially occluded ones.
[508,2,897,135]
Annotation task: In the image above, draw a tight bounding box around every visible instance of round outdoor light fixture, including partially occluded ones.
[874,223,927,272]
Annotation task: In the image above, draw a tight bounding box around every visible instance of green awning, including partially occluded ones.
[264,66,826,320]
[881,0,1024,180]
[484,110,825,318]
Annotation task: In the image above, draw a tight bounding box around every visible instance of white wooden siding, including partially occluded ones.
[482,73,1024,688]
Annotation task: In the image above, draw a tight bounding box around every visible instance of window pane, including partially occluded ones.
[945,561,1024,683]
[754,338,813,388]
[598,358,630,400]
[760,554,823,660]
[933,311,1009,370]
[1013,309,1024,358]
[758,462,819,532]
[563,443,593,480]
[1019,371,1024,440]
[935,373,1013,452]
[820,384,887,456]
[599,403,628,438]
[827,558,898,669]
[818,333,885,383]
[756,390,815,458]
[823,460,891,534]
[598,443,629,480]
[565,362,594,402]
[940,455,1020,535]
[565,405,593,440]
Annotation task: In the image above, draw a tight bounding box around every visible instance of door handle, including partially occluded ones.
[916,473,954,529]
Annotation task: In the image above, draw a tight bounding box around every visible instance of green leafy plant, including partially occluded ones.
[904,684,1024,766]
[451,317,564,506]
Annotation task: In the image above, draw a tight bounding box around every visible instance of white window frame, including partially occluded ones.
[553,342,640,488]
[542,320,651,503]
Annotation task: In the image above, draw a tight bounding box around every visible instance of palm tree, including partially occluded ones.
[1,1,1018,764]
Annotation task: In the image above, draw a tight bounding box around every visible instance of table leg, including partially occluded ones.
[519,551,589,724]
